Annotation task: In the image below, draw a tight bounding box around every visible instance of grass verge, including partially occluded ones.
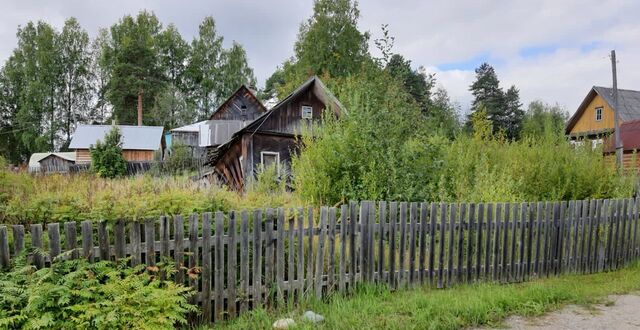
[218,262,640,329]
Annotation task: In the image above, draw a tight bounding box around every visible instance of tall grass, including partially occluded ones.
[219,262,640,330]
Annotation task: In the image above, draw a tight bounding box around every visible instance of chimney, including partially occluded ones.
[137,89,144,126]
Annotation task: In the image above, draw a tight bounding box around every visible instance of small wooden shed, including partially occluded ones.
[69,125,165,163]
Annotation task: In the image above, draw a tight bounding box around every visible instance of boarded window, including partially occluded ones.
[260,151,280,174]
[301,105,313,119]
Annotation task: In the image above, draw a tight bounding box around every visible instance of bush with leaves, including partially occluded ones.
[90,125,127,178]
[0,255,196,329]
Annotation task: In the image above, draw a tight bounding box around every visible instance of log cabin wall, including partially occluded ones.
[75,149,156,163]
[257,89,325,135]
[210,86,266,121]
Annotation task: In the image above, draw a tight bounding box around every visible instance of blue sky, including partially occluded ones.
[1,0,639,116]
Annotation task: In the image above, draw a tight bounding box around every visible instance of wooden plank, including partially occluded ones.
[47,223,61,262]
[339,205,347,293]
[596,200,606,272]
[389,202,398,289]
[510,203,519,280]
[378,202,387,283]
[605,199,614,271]
[465,203,475,283]
[188,214,199,308]
[447,203,456,286]
[98,221,110,261]
[419,202,428,284]
[438,202,447,288]
[0,226,10,268]
[580,201,590,273]
[203,212,213,323]
[240,211,249,314]
[528,203,540,279]
[367,201,375,282]
[328,207,337,290]
[532,203,542,276]
[457,203,466,284]
[409,202,418,286]
[287,211,295,298]
[502,203,511,282]
[399,202,408,288]
[114,220,126,261]
[619,199,630,267]
[160,216,170,258]
[12,225,25,257]
[306,207,315,294]
[81,221,93,263]
[475,203,484,281]
[276,209,285,304]
[484,203,493,282]
[315,207,328,298]
[63,222,77,260]
[585,200,596,273]
[348,202,357,290]
[359,202,369,283]
[130,221,141,266]
[228,211,238,318]
[265,209,275,301]
[297,208,305,299]
[174,215,185,285]
[631,197,640,258]
[556,202,567,275]
[493,203,501,282]
[518,203,527,280]
[567,201,578,272]
[252,210,263,308]
[624,198,634,265]
[145,219,155,266]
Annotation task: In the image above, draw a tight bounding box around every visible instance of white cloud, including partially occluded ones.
[0,0,638,118]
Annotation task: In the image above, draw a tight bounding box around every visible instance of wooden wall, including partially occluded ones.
[75,149,156,163]
[570,94,615,135]
[258,89,325,135]
[211,87,265,121]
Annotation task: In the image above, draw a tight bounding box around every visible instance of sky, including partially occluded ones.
[1,0,639,116]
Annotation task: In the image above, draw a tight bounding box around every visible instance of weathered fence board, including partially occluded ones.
[1,198,639,325]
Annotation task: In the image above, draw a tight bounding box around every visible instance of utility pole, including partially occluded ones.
[611,50,623,170]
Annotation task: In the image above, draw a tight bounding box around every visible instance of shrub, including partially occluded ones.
[90,126,127,178]
[0,255,196,329]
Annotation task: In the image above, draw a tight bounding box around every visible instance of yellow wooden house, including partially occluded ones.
[566,86,640,142]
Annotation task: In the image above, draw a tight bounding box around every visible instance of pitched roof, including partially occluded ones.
[604,119,640,153]
[209,85,267,120]
[566,86,640,134]
[171,121,208,133]
[69,125,164,150]
[206,76,346,166]
[28,152,76,167]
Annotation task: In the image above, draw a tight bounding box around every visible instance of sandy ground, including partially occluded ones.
[476,294,640,330]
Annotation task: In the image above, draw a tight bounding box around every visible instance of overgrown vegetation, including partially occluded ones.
[90,125,127,178]
[0,255,196,329]
[0,164,300,225]
[219,262,640,330]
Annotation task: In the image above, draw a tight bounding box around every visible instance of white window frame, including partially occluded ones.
[301,105,313,119]
[595,107,603,121]
[260,151,280,174]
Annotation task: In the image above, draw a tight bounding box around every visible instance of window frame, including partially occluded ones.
[260,151,280,175]
[301,105,313,119]
[595,107,603,122]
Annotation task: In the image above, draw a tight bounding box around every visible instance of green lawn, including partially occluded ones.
[218,263,640,329]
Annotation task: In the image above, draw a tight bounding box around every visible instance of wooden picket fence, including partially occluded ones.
[1,199,640,324]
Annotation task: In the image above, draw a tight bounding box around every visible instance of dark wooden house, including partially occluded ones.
[205,76,345,191]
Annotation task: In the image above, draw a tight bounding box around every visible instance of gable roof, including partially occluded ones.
[69,125,164,150]
[206,76,345,166]
[209,85,267,120]
[566,86,640,134]
[28,152,76,167]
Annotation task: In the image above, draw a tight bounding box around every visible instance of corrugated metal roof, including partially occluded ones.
[28,152,76,167]
[604,119,640,153]
[593,86,640,122]
[69,125,164,150]
[171,121,208,133]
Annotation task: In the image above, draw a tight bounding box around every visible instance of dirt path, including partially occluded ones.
[490,294,640,330]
